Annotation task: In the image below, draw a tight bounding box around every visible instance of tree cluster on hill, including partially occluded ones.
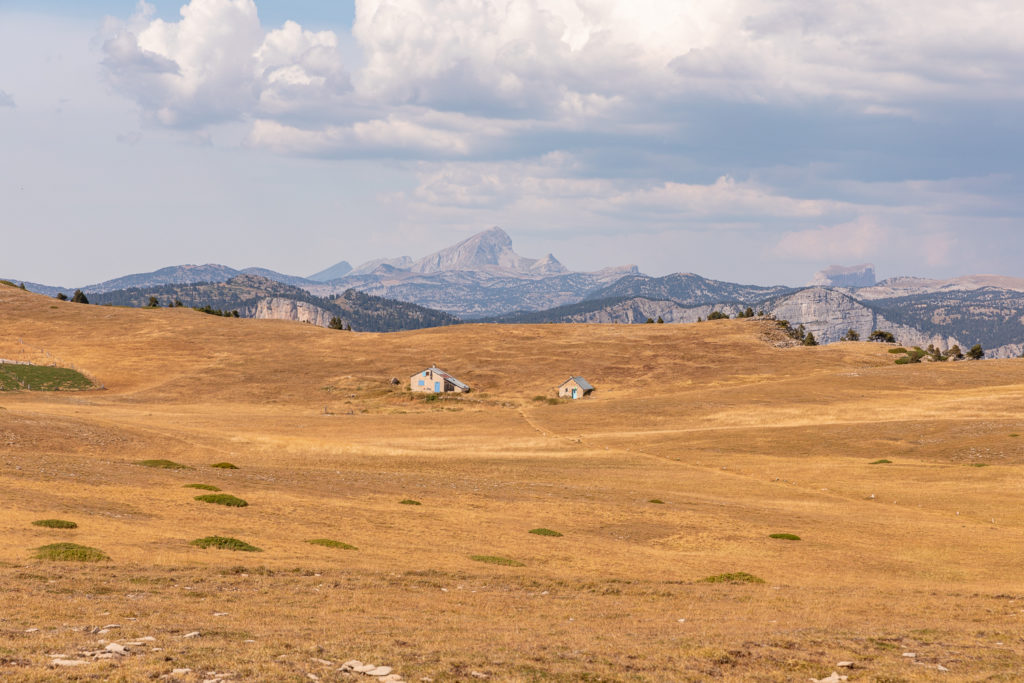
[194,304,240,318]
[891,343,982,364]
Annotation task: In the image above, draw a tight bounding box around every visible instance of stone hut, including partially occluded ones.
[410,366,471,394]
[558,376,594,400]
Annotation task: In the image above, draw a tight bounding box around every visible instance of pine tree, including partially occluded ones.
[803,332,818,346]
[70,289,89,304]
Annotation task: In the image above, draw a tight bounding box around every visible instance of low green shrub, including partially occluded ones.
[184,483,221,491]
[399,499,422,505]
[869,459,892,464]
[137,459,189,469]
[769,533,801,541]
[648,498,665,504]
[190,536,261,552]
[34,543,108,562]
[470,555,525,567]
[307,538,357,550]
[888,347,908,354]
[194,494,248,507]
[32,519,78,529]
[700,572,765,584]
[968,463,989,468]
[210,462,239,469]
[528,528,563,537]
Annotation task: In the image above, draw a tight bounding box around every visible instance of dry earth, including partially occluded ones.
[1,285,1023,681]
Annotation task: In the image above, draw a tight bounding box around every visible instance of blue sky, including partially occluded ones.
[1,0,1022,287]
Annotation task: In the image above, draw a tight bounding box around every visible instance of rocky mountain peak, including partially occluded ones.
[409,227,568,275]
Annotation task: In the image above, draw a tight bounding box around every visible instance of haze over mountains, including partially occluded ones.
[6,227,1023,357]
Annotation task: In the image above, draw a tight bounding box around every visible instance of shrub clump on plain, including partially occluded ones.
[869,459,892,464]
[528,528,563,537]
[700,572,765,584]
[190,536,261,552]
[648,499,665,504]
[399,499,422,505]
[769,533,801,541]
[470,555,525,567]
[184,483,221,491]
[210,462,239,469]
[35,543,108,562]
[137,459,189,469]
[194,493,248,507]
[307,538,357,550]
[32,519,78,529]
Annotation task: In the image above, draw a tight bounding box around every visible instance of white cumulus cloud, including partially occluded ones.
[102,0,349,127]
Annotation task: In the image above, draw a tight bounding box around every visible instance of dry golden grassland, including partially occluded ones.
[1,286,1023,681]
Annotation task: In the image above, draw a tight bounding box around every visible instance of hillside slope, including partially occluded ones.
[3,284,1024,680]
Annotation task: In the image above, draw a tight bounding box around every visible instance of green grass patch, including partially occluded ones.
[887,347,908,354]
[470,555,525,567]
[307,538,357,550]
[184,483,221,491]
[32,519,78,529]
[528,528,563,537]
[869,459,892,464]
[1010,434,1020,438]
[648,498,665,504]
[190,536,261,552]
[769,533,801,541]
[700,572,765,584]
[210,462,239,469]
[34,543,108,562]
[137,459,189,469]
[399,499,422,505]
[0,364,94,391]
[194,493,248,507]
[967,463,990,468]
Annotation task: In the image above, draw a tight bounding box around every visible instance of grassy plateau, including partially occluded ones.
[1,285,1023,680]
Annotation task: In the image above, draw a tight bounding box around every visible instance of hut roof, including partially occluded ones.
[563,376,594,391]
[419,366,470,391]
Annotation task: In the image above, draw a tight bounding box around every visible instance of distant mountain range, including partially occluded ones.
[88,274,459,333]
[6,228,1023,357]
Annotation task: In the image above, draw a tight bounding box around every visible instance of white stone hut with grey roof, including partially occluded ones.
[410,366,471,394]
[558,376,595,399]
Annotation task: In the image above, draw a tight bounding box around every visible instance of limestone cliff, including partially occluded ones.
[245,298,336,327]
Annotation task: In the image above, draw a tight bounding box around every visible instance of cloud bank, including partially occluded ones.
[95,0,1024,273]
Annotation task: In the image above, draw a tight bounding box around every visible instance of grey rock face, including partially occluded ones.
[246,298,336,327]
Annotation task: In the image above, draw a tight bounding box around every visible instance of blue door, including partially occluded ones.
[435,381,441,392]
[572,388,578,399]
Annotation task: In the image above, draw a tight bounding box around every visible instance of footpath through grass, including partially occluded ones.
[0,364,94,391]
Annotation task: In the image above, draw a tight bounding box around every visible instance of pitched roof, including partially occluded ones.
[562,376,594,391]
[421,366,470,390]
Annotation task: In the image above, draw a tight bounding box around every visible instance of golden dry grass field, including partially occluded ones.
[2,285,1023,682]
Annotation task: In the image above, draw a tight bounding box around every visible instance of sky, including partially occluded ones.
[1,0,1022,287]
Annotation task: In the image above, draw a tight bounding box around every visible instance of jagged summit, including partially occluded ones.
[409,227,569,275]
